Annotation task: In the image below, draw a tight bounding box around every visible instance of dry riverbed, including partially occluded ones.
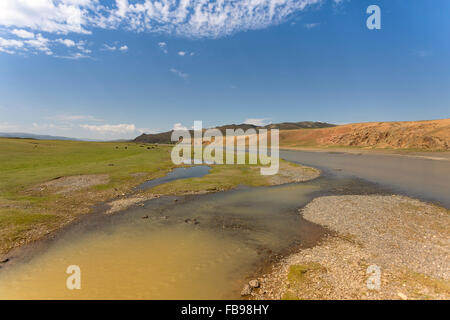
[250,195,450,300]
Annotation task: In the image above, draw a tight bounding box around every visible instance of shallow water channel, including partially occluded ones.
[0,167,387,299]
[136,166,211,191]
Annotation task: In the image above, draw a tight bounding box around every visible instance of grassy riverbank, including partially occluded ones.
[0,138,175,253]
[0,138,318,255]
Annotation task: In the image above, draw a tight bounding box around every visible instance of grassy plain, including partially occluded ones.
[0,138,176,253]
[0,138,316,254]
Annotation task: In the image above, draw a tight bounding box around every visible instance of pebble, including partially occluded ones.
[241,284,252,296]
[251,195,450,300]
[397,292,408,300]
[249,280,260,288]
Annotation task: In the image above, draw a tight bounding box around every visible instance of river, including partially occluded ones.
[0,151,448,299]
[280,150,450,208]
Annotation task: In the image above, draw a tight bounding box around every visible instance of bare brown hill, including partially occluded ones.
[280,119,450,151]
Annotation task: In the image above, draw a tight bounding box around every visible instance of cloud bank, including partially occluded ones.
[0,0,322,56]
[80,123,153,135]
[244,118,271,126]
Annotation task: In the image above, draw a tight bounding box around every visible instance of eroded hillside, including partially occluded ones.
[280,119,450,151]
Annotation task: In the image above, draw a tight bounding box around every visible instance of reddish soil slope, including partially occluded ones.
[280,119,450,151]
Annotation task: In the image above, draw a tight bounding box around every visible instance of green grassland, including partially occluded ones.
[0,138,316,254]
[0,138,176,253]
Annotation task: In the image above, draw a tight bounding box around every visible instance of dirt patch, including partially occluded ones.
[252,195,450,300]
[269,162,320,185]
[34,174,110,194]
[105,195,158,214]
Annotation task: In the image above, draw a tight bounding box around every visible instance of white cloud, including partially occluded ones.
[0,122,21,131]
[32,122,72,131]
[80,123,152,135]
[137,127,157,134]
[0,120,157,139]
[138,127,159,134]
[0,37,24,51]
[304,23,320,29]
[25,33,53,55]
[0,47,15,54]
[102,43,128,52]
[178,50,194,56]
[57,38,76,47]
[46,114,103,122]
[170,68,189,79]
[0,0,93,34]
[158,41,168,54]
[11,29,35,39]
[102,43,117,51]
[74,39,90,53]
[244,118,271,126]
[172,123,188,131]
[0,32,92,56]
[0,121,72,132]
[0,0,322,57]
[98,0,322,38]
[55,52,90,60]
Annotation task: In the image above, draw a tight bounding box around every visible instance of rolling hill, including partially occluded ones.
[134,121,336,144]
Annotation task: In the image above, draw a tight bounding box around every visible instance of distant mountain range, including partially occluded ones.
[0,132,82,141]
[0,132,104,141]
[3,119,446,150]
[134,121,336,144]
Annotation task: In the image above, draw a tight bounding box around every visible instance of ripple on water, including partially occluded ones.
[0,177,381,299]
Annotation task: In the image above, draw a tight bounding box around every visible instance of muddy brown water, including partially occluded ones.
[0,169,389,300]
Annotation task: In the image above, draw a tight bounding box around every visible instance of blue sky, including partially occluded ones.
[0,0,449,139]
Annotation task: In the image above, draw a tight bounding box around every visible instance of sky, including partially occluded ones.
[0,0,449,140]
